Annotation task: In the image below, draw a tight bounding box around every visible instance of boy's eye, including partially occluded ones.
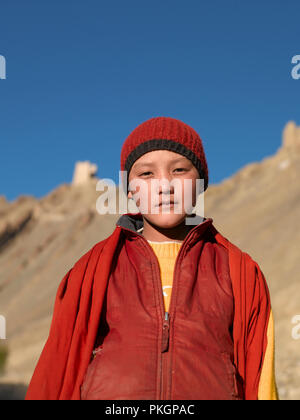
[139,168,186,176]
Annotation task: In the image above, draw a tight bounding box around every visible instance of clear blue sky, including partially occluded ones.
[0,0,299,201]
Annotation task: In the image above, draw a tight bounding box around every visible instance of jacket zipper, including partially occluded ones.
[161,311,170,399]
[118,221,203,399]
[161,311,170,352]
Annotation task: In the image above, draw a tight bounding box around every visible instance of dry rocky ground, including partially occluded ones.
[0,121,299,400]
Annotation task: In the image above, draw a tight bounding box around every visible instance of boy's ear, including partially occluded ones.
[127,190,133,200]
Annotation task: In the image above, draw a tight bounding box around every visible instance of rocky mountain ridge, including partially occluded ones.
[0,121,300,399]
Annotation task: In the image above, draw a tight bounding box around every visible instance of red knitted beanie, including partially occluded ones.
[120,116,209,193]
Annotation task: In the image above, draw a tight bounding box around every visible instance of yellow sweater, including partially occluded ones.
[147,240,278,400]
[147,240,182,312]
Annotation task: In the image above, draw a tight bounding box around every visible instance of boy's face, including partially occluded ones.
[127,150,200,229]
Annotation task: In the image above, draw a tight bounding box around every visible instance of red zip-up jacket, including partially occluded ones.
[81,215,238,399]
[25,213,277,400]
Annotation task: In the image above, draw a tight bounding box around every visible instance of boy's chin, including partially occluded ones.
[142,212,190,230]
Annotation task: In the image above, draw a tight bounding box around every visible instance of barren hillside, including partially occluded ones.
[0,122,300,399]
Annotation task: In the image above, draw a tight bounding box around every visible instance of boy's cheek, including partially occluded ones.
[130,188,153,213]
[129,179,198,214]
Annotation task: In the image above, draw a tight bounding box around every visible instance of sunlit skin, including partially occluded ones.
[127,150,201,242]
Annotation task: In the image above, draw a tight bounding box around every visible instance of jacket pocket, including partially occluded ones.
[92,344,103,359]
[80,345,104,400]
[221,352,242,400]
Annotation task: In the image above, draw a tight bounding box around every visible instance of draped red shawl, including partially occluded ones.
[25,223,271,400]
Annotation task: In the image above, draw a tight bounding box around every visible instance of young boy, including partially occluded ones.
[25,116,278,400]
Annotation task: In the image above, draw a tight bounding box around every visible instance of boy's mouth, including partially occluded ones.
[155,201,178,207]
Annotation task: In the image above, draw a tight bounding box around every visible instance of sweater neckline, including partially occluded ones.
[147,239,183,244]
[136,227,183,244]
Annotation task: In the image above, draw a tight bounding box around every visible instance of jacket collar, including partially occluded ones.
[116,212,214,246]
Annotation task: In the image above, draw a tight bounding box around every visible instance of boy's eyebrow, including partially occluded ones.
[134,157,188,170]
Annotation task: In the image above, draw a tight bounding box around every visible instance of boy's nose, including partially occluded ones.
[154,177,174,195]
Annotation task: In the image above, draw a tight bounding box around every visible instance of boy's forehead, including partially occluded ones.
[132,150,190,169]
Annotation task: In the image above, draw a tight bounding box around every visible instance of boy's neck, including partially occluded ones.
[141,217,192,243]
